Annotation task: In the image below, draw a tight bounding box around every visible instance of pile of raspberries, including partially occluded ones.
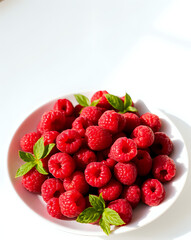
[19,90,176,225]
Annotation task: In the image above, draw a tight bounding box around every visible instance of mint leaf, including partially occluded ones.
[33,137,44,159]
[90,98,101,107]
[105,94,124,112]
[126,106,137,112]
[76,207,101,223]
[123,93,132,110]
[103,208,125,226]
[74,94,90,107]
[41,143,55,159]
[99,216,110,235]
[89,194,105,211]
[15,161,36,178]
[35,160,48,175]
[19,151,36,162]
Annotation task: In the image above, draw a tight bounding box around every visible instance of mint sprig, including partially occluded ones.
[74,94,101,108]
[105,93,137,113]
[15,137,55,178]
[76,193,125,235]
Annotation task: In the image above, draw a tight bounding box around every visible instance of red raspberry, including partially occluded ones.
[109,137,137,163]
[98,178,122,201]
[74,104,83,117]
[121,185,141,208]
[150,132,173,156]
[38,110,66,134]
[108,199,132,225]
[41,178,65,203]
[98,110,125,134]
[22,168,47,193]
[84,162,111,187]
[140,112,161,132]
[42,131,59,154]
[56,129,83,154]
[48,152,76,179]
[96,148,110,162]
[114,162,137,185]
[152,155,176,182]
[63,171,89,195]
[85,126,112,151]
[47,197,63,219]
[91,90,111,109]
[72,116,93,137]
[131,125,154,149]
[123,112,141,134]
[64,115,76,129]
[53,98,74,116]
[112,132,127,143]
[132,150,152,176]
[80,106,103,125]
[73,147,97,170]
[59,190,86,218]
[141,178,165,206]
[20,132,41,153]
[101,158,117,170]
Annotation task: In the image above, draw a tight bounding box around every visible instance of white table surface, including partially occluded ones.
[1,0,191,239]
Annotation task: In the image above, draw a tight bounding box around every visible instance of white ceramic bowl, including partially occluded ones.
[7,92,189,236]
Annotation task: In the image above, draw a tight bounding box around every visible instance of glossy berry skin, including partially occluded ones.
[131,125,154,149]
[56,129,83,154]
[72,116,93,137]
[47,197,63,219]
[59,190,86,218]
[152,155,176,183]
[84,162,112,188]
[114,162,137,185]
[141,178,165,206]
[108,199,133,225]
[140,112,161,132]
[53,98,74,116]
[150,132,173,156]
[80,106,103,125]
[20,132,41,153]
[123,112,141,134]
[133,150,152,176]
[109,137,137,163]
[41,178,65,203]
[121,185,141,208]
[48,152,76,179]
[85,126,113,151]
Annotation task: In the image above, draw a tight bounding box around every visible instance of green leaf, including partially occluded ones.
[99,216,110,235]
[105,94,124,112]
[76,207,101,223]
[33,137,45,159]
[35,160,49,175]
[89,194,105,212]
[19,151,36,162]
[41,143,55,159]
[103,208,125,226]
[90,98,101,107]
[15,161,36,178]
[126,106,137,112]
[123,93,132,110]
[74,94,90,107]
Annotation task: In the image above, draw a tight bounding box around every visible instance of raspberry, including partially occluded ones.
[48,152,76,179]
[80,106,103,125]
[131,125,154,149]
[152,155,176,182]
[38,110,66,134]
[150,132,173,156]
[108,199,132,225]
[59,190,86,218]
[123,112,141,134]
[101,158,117,169]
[73,147,97,170]
[72,116,93,137]
[64,116,76,129]
[47,197,63,219]
[63,171,89,195]
[74,104,83,117]
[112,132,127,143]
[109,137,137,163]
[42,131,59,154]
[56,129,83,154]
[121,185,141,208]
[96,148,110,161]
[22,168,47,193]
[132,150,152,176]
[20,132,41,153]
[98,110,125,134]
[85,126,113,151]
[91,90,111,109]
[53,98,74,116]
[114,162,137,185]
[141,178,165,206]
[41,178,65,203]
[98,178,122,201]
[84,162,112,187]
[140,112,161,132]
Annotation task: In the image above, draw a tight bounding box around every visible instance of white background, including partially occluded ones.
[1,0,191,239]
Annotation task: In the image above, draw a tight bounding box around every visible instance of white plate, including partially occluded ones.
[7,92,189,236]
